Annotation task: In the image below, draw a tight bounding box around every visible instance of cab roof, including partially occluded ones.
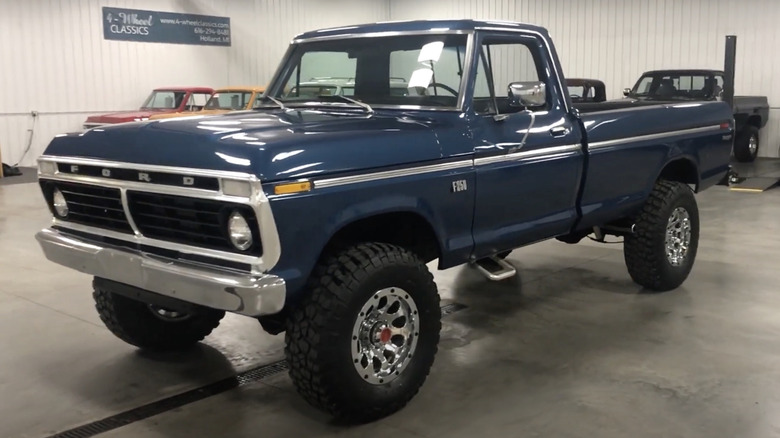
[294,19,548,41]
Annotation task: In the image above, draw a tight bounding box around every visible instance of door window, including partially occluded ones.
[473,35,545,114]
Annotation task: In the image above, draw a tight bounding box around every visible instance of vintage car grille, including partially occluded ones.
[126,191,262,255]
[40,181,133,233]
[39,180,261,256]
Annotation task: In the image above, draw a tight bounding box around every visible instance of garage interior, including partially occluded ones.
[1,1,780,437]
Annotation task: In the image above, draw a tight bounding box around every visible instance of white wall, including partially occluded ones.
[0,0,389,166]
[4,0,778,165]
[388,0,780,157]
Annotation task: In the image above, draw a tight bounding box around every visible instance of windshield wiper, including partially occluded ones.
[332,95,374,114]
[258,95,287,111]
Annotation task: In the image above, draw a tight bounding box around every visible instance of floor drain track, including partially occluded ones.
[47,301,467,438]
[440,302,468,316]
[45,361,287,438]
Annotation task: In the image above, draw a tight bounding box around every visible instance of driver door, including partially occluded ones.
[470,32,584,257]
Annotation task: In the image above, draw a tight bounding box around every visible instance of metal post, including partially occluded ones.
[723,35,737,110]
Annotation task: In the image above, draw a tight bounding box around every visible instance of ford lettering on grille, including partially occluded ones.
[56,163,220,191]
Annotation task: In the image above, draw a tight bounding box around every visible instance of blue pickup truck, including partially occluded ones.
[35,20,733,421]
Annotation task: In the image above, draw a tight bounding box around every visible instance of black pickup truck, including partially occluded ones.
[622,70,769,162]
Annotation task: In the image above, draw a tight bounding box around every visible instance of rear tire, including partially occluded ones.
[734,126,759,162]
[623,180,699,292]
[285,243,440,423]
[93,282,224,351]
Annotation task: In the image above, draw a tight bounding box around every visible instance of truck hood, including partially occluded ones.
[47,109,445,181]
[85,110,172,124]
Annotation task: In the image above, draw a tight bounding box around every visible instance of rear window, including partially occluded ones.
[632,73,720,99]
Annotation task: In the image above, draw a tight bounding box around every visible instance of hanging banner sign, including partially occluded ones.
[102,7,231,46]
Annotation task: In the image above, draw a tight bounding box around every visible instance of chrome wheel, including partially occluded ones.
[148,305,190,321]
[749,135,758,155]
[351,287,419,385]
[665,207,692,266]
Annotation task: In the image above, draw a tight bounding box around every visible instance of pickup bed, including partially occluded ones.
[35,20,733,422]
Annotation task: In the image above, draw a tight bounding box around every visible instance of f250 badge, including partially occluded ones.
[451,179,468,193]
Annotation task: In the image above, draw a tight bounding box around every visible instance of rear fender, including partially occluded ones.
[655,156,700,192]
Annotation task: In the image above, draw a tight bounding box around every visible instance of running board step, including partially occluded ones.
[473,256,517,281]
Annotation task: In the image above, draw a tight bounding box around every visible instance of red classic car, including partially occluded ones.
[83,86,214,129]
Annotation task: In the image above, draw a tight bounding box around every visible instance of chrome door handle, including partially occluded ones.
[550,127,569,138]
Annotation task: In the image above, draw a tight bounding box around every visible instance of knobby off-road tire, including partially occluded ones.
[624,180,700,292]
[285,243,441,423]
[733,126,759,163]
[93,282,225,351]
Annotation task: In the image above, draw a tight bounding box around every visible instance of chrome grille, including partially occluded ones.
[40,181,132,233]
[126,191,262,255]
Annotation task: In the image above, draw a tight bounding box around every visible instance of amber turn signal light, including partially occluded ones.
[274,181,312,195]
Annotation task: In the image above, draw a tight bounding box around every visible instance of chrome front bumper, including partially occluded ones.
[35,228,286,317]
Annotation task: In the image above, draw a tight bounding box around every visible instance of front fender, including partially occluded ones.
[267,169,475,297]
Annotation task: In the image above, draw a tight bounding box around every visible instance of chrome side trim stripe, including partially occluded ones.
[473,144,581,166]
[315,159,473,189]
[588,124,724,149]
[313,123,723,188]
[315,144,582,188]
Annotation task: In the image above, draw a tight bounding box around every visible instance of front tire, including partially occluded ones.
[285,243,441,422]
[624,180,699,291]
[734,126,759,162]
[93,281,225,351]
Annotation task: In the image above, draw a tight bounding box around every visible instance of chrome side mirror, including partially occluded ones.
[623,87,631,97]
[508,81,546,108]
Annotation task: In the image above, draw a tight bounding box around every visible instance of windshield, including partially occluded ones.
[266,34,467,109]
[630,73,721,100]
[141,91,187,109]
[205,92,254,110]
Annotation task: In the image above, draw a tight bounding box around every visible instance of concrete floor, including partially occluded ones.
[2,179,780,438]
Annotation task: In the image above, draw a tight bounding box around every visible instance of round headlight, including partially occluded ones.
[227,211,253,251]
[52,188,68,217]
